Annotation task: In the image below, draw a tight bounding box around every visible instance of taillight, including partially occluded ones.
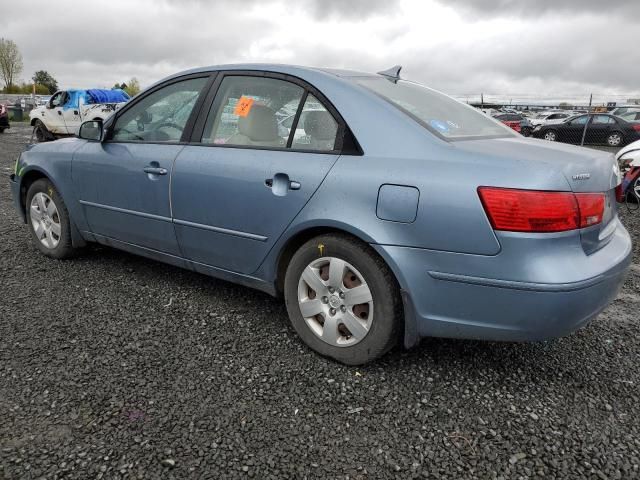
[632,124,640,132]
[478,187,605,233]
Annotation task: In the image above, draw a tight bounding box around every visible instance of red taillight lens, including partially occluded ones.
[478,187,604,233]
[632,124,640,132]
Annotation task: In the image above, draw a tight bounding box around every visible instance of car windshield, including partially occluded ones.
[356,77,513,140]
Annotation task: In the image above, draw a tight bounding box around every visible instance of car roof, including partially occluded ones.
[163,63,377,82]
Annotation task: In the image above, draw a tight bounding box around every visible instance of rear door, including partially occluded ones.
[590,115,614,144]
[171,72,346,274]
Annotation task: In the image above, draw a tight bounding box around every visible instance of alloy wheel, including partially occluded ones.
[607,133,622,147]
[297,257,373,347]
[544,131,556,141]
[30,192,61,249]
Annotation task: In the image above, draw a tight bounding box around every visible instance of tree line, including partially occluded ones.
[0,38,140,96]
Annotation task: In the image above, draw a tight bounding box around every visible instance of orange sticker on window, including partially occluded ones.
[234,96,255,117]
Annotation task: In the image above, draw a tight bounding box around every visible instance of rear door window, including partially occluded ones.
[201,76,304,148]
[291,94,338,151]
[593,115,615,125]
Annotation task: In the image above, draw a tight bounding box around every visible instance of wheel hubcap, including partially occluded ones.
[544,132,556,141]
[297,257,373,347]
[30,192,61,249]
[609,134,621,146]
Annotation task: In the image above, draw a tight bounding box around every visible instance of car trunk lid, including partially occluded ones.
[454,137,621,254]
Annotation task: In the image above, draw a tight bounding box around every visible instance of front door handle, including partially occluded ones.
[265,173,301,196]
[144,166,168,175]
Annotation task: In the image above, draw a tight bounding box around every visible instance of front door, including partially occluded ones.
[171,74,342,274]
[41,91,68,134]
[61,91,83,135]
[560,114,589,143]
[71,76,210,255]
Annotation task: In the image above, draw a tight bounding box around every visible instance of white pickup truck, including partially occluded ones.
[29,89,129,141]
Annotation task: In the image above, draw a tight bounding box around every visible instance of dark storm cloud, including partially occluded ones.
[445,0,640,18]
[158,0,397,20]
[0,0,638,97]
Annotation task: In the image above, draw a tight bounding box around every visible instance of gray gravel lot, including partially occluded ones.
[1,123,639,479]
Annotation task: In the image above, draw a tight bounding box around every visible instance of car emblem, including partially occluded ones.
[572,173,590,181]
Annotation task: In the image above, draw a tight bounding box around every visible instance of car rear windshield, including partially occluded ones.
[356,77,513,140]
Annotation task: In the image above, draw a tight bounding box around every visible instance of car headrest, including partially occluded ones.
[304,111,337,141]
[238,104,278,142]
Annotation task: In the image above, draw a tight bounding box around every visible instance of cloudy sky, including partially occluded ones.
[2,0,639,102]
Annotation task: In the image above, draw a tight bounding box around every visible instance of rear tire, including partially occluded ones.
[284,234,402,365]
[26,179,76,259]
[607,131,624,147]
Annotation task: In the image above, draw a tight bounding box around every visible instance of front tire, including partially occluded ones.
[34,119,51,142]
[26,179,76,259]
[284,234,402,365]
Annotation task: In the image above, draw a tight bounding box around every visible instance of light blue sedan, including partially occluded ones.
[10,64,632,364]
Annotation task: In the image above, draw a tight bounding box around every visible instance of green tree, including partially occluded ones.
[32,70,59,94]
[124,77,140,97]
[0,38,23,89]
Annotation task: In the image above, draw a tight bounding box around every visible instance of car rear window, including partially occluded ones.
[356,77,513,140]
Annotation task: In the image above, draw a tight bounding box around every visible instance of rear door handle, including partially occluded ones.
[144,166,168,175]
[265,173,301,196]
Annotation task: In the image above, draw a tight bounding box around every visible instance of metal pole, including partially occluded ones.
[580,93,592,146]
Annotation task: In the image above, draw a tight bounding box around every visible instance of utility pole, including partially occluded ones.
[580,93,593,147]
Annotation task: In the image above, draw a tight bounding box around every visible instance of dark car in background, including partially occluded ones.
[0,104,9,133]
[533,113,640,147]
[493,113,533,136]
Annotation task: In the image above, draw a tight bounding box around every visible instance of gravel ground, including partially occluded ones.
[1,123,639,479]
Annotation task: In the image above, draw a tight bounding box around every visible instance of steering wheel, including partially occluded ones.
[156,122,182,132]
[114,127,144,141]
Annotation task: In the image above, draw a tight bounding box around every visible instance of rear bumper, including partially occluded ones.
[10,174,25,223]
[375,219,633,344]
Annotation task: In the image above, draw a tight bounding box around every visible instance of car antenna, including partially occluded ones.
[377,65,402,83]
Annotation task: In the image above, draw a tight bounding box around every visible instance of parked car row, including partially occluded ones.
[532,113,640,147]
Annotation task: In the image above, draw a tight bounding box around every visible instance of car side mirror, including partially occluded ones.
[78,120,103,142]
